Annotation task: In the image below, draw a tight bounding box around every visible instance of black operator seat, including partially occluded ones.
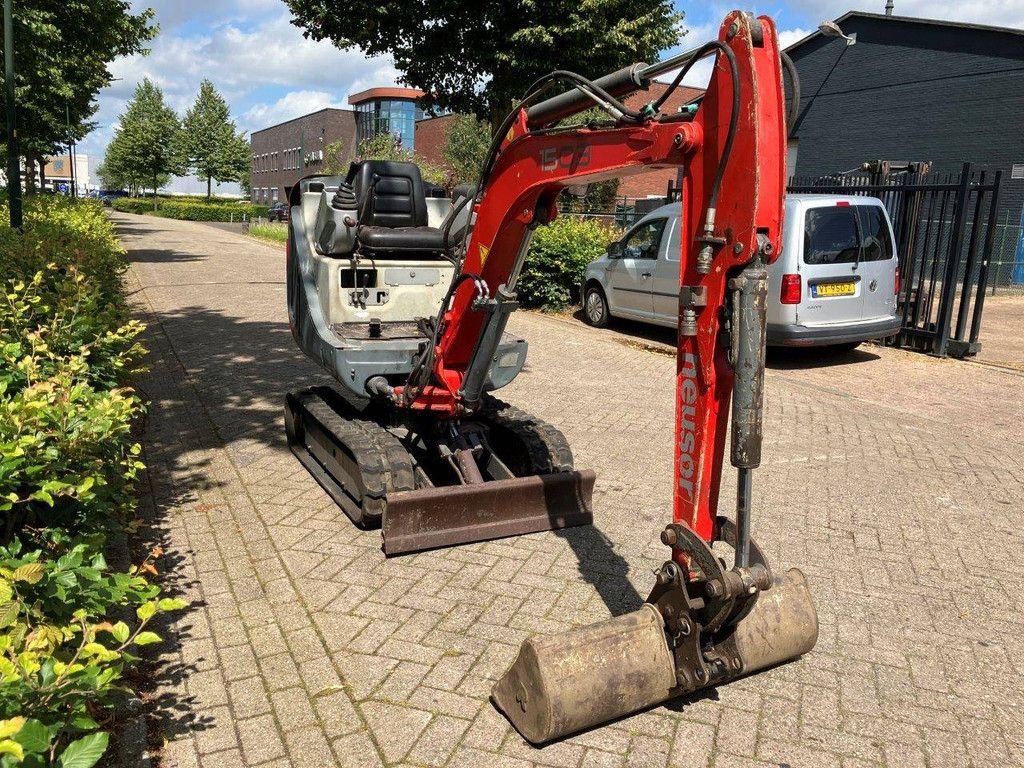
[349,160,446,256]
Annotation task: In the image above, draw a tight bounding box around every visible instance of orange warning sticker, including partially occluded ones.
[479,244,490,267]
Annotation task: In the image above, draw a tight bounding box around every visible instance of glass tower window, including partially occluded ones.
[355,98,424,151]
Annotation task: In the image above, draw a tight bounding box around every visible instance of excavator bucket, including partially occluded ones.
[382,470,595,556]
[492,568,817,744]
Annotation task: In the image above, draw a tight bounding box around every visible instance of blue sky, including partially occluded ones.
[81,0,1023,190]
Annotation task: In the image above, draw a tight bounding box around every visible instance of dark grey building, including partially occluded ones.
[786,12,1024,280]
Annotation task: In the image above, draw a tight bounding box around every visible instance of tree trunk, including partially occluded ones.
[207,175,212,200]
[153,173,159,210]
[23,158,35,194]
[37,158,47,191]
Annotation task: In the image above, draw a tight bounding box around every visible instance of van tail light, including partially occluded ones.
[780,273,802,304]
[894,266,901,297]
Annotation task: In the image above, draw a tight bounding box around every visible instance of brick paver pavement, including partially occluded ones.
[114,211,1024,768]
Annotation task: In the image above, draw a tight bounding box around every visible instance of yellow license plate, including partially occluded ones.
[813,281,855,298]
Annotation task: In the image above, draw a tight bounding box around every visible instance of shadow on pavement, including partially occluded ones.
[556,526,645,615]
[767,344,881,369]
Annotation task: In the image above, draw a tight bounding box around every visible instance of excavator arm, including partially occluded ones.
[403,12,785,546]
[448,12,818,743]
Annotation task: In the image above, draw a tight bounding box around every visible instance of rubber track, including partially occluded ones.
[479,395,575,475]
[296,387,415,524]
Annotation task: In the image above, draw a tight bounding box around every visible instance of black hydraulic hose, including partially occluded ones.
[780,51,800,138]
[653,40,739,211]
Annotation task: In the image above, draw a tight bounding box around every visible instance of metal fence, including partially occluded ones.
[789,163,1003,358]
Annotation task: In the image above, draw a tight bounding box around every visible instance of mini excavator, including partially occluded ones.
[286,10,817,741]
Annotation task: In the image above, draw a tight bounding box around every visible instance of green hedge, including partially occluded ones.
[518,216,621,309]
[0,197,183,767]
[112,196,268,222]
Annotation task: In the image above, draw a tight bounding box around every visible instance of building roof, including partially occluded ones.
[250,107,351,136]
[633,81,704,108]
[785,11,1024,53]
[348,86,426,106]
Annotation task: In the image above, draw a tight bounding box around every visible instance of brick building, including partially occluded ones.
[251,83,703,204]
[249,87,425,204]
[250,108,356,205]
[618,82,704,200]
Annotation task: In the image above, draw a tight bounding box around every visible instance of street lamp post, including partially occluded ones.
[4,0,22,228]
[818,20,857,46]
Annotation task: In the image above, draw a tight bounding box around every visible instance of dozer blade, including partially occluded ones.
[492,568,817,744]
[382,469,595,556]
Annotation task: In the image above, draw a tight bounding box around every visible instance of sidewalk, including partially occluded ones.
[117,211,1024,768]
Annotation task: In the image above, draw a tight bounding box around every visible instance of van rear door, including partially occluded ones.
[854,203,898,322]
[799,202,867,327]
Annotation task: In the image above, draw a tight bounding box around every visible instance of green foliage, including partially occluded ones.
[442,116,491,186]
[286,0,682,125]
[0,1,155,175]
[0,197,185,766]
[0,540,185,767]
[101,80,183,204]
[330,133,449,189]
[556,108,621,211]
[248,222,289,245]
[112,197,268,222]
[177,80,251,199]
[518,216,621,309]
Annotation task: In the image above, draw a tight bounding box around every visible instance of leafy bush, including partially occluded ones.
[0,197,183,767]
[112,196,267,221]
[517,216,621,309]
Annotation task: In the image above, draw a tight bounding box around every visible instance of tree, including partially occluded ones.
[0,1,155,190]
[442,115,490,186]
[285,0,682,127]
[177,80,250,199]
[326,132,448,188]
[108,79,182,207]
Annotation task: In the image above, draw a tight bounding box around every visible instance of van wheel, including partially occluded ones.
[583,285,609,328]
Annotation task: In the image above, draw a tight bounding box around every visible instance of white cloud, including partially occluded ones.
[81,6,399,183]
[240,90,345,131]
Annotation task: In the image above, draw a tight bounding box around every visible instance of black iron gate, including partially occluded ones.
[788,163,1003,358]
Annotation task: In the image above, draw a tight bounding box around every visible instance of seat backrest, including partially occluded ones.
[351,160,428,229]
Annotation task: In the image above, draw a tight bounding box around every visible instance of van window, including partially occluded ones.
[621,218,666,259]
[857,206,894,261]
[803,207,859,265]
[803,205,894,265]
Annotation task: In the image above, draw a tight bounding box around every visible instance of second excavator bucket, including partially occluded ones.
[381,470,596,556]
[492,568,818,744]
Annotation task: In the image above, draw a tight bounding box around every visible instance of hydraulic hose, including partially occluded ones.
[781,51,801,138]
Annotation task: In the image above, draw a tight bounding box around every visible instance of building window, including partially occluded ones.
[1012,163,1024,180]
[272,188,278,203]
[355,98,423,151]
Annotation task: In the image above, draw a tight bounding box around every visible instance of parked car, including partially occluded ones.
[268,202,290,222]
[581,195,901,348]
[95,190,129,206]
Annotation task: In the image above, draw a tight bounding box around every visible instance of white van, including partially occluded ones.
[581,195,901,348]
